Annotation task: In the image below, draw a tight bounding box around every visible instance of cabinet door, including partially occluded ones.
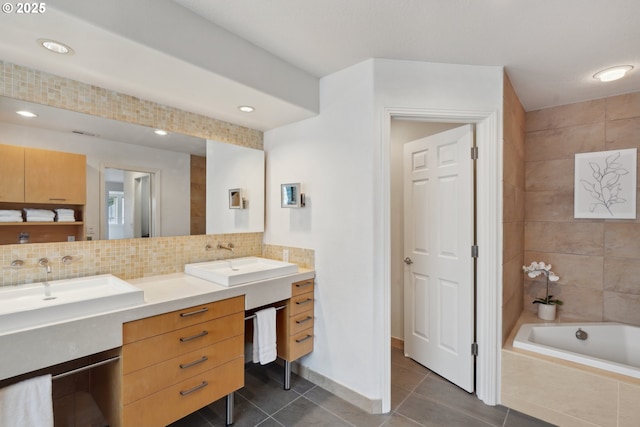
[24,148,86,204]
[0,144,25,202]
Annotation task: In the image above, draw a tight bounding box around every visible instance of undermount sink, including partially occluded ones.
[185,257,299,287]
[0,274,144,334]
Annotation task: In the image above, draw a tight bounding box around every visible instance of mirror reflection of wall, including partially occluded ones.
[207,140,265,233]
[103,167,155,240]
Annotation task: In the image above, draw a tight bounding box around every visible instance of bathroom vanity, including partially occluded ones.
[0,265,314,427]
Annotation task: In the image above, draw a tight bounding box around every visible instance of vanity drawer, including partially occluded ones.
[123,295,244,344]
[291,279,314,297]
[289,291,314,317]
[122,357,244,427]
[122,312,244,374]
[287,329,314,361]
[289,310,314,336]
[122,335,243,405]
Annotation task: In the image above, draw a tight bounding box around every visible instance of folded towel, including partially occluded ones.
[253,307,277,365]
[55,208,75,216]
[26,217,55,222]
[0,210,22,218]
[24,208,55,217]
[0,217,23,222]
[0,374,54,427]
[56,217,76,223]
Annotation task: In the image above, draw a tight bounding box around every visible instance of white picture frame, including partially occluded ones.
[574,148,637,219]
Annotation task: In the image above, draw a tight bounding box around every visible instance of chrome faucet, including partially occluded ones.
[217,243,235,254]
[38,258,54,299]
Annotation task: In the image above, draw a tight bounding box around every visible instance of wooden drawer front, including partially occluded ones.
[123,312,243,375]
[122,357,243,427]
[122,335,243,405]
[289,310,314,336]
[288,329,314,361]
[290,291,314,317]
[291,279,314,297]
[123,296,244,344]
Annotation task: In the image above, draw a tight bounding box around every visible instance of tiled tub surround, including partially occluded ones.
[502,313,640,427]
[523,91,640,325]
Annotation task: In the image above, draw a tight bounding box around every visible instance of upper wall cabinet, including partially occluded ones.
[0,144,25,203]
[24,147,86,204]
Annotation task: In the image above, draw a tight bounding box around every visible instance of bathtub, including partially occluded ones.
[513,322,640,379]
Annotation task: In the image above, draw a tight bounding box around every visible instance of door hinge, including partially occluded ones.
[471,146,478,160]
[471,342,478,356]
[471,245,479,258]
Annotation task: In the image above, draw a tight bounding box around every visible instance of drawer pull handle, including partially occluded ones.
[179,307,208,317]
[180,355,209,369]
[295,281,313,289]
[295,316,313,325]
[295,298,313,306]
[179,381,208,396]
[49,198,67,201]
[296,334,313,344]
[180,331,208,342]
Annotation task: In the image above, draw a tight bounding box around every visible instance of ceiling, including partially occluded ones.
[0,0,638,132]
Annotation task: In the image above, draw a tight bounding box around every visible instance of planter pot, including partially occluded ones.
[537,303,556,321]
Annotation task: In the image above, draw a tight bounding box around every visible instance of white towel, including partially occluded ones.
[56,217,76,223]
[252,307,277,365]
[55,208,75,216]
[24,209,55,218]
[0,217,23,222]
[0,210,22,218]
[0,374,54,427]
[26,217,55,222]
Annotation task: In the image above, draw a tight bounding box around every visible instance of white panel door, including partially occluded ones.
[403,124,474,392]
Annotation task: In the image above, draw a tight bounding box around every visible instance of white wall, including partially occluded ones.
[265,59,503,411]
[0,122,190,238]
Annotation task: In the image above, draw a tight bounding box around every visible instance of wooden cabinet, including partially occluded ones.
[0,144,86,244]
[120,296,244,427]
[0,144,25,203]
[24,147,86,204]
[277,278,314,361]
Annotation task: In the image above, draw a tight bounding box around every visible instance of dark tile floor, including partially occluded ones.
[169,348,555,426]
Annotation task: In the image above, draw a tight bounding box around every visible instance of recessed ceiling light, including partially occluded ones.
[154,129,169,136]
[38,39,73,54]
[238,105,255,113]
[16,110,37,118]
[593,65,633,82]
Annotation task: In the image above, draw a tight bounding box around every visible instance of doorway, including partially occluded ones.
[101,166,158,240]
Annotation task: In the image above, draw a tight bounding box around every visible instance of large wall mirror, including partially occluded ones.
[0,96,265,243]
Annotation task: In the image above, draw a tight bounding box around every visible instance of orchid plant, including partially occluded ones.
[522,261,563,306]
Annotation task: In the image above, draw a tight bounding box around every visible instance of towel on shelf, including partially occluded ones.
[55,208,76,222]
[55,208,75,216]
[252,307,277,365]
[0,374,54,427]
[0,209,22,222]
[24,209,55,222]
[0,210,22,218]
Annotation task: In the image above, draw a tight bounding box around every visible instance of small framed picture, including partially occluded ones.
[281,183,301,208]
[574,148,637,219]
[229,188,242,209]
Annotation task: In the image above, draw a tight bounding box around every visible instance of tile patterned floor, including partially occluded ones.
[169,348,555,426]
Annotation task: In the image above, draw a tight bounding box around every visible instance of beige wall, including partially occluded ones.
[524,92,640,325]
[502,73,526,342]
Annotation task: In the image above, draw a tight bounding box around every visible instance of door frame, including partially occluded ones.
[379,107,502,410]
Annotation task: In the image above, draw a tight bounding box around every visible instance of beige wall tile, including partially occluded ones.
[501,350,617,427]
[604,257,640,294]
[525,222,604,256]
[524,251,603,290]
[503,221,524,263]
[604,223,640,258]
[605,116,640,149]
[503,255,524,303]
[619,382,640,427]
[606,92,640,121]
[525,159,574,192]
[525,191,575,222]
[526,99,606,132]
[502,292,523,344]
[525,123,605,162]
[604,291,640,324]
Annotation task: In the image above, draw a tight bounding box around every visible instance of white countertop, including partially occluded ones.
[0,268,314,381]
